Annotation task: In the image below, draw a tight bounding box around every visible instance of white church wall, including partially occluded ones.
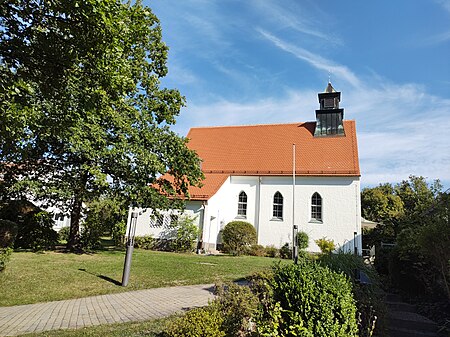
[126,201,204,239]
[202,176,259,250]
[257,176,361,253]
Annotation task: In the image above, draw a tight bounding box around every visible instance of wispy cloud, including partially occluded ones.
[257,29,360,87]
[176,81,450,187]
[436,0,450,13]
[250,1,343,45]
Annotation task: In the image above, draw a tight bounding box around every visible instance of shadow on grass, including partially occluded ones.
[78,268,122,286]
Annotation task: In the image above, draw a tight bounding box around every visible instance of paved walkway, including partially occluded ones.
[0,284,215,336]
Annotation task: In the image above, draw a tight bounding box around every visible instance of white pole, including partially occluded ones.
[292,143,296,226]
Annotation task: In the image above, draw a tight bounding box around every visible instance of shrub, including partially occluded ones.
[170,216,199,252]
[246,244,266,257]
[80,223,103,250]
[163,307,225,337]
[134,235,155,250]
[319,252,386,337]
[279,242,292,259]
[15,211,58,251]
[264,245,279,258]
[222,221,256,256]
[0,219,18,248]
[0,247,13,272]
[297,231,309,251]
[315,237,335,254]
[213,282,259,336]
[58,226,70,243]
[112,220,126,247]
[253,260,358,336]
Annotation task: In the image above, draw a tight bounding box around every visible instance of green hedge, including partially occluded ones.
[255,260,358,337]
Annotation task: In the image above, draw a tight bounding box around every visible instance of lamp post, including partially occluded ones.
[122,210,139,287]
[293,224,299,264]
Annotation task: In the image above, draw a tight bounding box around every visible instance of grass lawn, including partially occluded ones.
[0,249,286,306]
[22,317,170,337]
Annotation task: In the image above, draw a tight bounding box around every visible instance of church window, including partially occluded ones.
[311,192,322,222]
[237,191,247,217]
[273,192,283,219]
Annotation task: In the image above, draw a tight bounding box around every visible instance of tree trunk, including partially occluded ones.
[67,194,83,252]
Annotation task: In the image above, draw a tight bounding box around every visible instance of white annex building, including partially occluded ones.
[128,84,362,254]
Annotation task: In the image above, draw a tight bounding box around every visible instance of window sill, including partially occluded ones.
[235,215,247,219]
[309,219,323,224]
[270,217,283,221]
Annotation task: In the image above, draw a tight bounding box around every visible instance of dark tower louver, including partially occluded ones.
[314,82,345,137]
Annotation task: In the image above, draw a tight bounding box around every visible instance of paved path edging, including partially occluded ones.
[0,284,215,336]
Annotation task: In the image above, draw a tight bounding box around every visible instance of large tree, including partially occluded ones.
[0,0,203,250]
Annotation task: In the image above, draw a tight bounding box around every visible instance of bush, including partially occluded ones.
[0,247,13,272]
[58,226,70,243]
[0,219,18,248]
[222,221,256,256]
[134,235,155,250]
[163,307,225,337]
[319,252,386,337]
[112,220,126,247]
[253,260,358,337]
[279,242,292,259]
[0,201,58,251]
[297,231,309,251]
[15,211,58,251]
[170,216,199,252]
[246,244,266,257]
[0,219,17,272]
[265,245,279,258]
[213,282,259,336]
[315,237,335,254]
[80,223,103,250]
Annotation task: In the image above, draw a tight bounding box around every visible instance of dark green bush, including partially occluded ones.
[134,235,155,250]
[163,307,225,337]
[279,242,292,259]
[222,221,256,256]
[319,252,386,337]
[112,220,126,247]
[0,219,18,248]
[0,201,58,251]
[0,219,17,272]
[297,231,309,250]
[254,260,358,337]
[80,223,103,250]
[15,211,58,251]
[264,245,279,258]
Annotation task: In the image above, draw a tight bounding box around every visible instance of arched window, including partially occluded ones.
[237,191,247,217]
[311,192,322,221]
[273,192,283,219]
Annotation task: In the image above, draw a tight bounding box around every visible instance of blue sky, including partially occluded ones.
[146,0,450,189]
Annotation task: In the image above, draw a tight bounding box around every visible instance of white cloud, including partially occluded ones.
[257,29,361,87]
[175,80,450,188]
[250,1,343,45]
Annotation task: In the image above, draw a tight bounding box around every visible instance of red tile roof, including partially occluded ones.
[183,120,360,200]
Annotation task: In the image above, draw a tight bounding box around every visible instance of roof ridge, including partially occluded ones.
[188,119,357,131]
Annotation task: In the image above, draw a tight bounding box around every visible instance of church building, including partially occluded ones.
[129,83,362,254]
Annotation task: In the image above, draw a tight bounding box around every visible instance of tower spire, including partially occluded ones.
[314,83,345,137]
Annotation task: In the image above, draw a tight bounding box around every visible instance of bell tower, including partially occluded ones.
[314,82,345,137]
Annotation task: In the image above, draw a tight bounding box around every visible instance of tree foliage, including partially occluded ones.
[0,0,203,250]
[362,176,449,300]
